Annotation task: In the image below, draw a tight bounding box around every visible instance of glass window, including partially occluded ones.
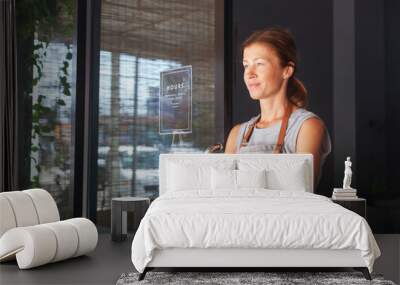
[97,0,222,229]
[16,0,77,219]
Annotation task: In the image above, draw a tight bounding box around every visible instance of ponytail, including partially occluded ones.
[287,77,307,108]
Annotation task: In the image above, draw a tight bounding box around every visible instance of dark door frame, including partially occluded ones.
[72,0,101,220]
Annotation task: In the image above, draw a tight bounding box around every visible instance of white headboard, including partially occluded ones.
[159,154,313,195]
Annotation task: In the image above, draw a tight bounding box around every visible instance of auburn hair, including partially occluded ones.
[242,27,308,108]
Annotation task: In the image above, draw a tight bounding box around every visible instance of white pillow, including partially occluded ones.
[167,162,210,191]
[238,159,309,191]
[211,168,236,190]
[266,162,308,191]
[236,169,267,188]
[167,159,236,192]
[211,168,267,190]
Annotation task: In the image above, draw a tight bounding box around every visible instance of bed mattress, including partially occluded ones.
[131,190,380,273]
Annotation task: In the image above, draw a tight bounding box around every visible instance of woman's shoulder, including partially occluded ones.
[226,115,260,153]
[230,123,242,134]
[291,107,316,118]
[293,108,331,155]
[290,108,324,126]
[298,116,325,135]
[287,108,327,144]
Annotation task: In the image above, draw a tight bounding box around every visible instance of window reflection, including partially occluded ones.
[97,0,220,229]
[16,0,76,219]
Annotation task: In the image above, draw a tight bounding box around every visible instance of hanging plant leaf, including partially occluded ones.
[32,176,40,187]
[41,106,52,113]
[63,88,71,96]
[34,125,41,134]
[57,99,66,106]
[41,126,52,133]
[33,43,43,49]
[38,94,45,103]
[32,112,40,123]
[60,76,67,85]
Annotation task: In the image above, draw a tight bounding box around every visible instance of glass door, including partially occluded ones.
[96,0,223,229]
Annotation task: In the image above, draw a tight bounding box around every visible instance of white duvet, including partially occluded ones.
[131,190,380,273]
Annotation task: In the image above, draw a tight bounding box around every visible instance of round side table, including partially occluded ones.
[111,197,150,242]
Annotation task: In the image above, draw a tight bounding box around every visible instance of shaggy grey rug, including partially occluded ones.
[116,271,396,285]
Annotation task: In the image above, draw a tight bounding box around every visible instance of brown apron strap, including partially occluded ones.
[273,104,292,153]
[240,104,293,153]
[240,115,260,147]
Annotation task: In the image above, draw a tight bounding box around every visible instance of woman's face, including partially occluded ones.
[243,43,289,100]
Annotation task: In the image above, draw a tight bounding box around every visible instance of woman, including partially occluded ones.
[225,27,331,184]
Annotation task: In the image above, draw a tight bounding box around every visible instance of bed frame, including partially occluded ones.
[138,154,372,281]
[140,248,370,280]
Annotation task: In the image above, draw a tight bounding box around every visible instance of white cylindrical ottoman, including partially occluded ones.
[0,218,98,269]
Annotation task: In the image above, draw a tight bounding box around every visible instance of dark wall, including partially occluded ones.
[355,0,400,233]
[230,0,334,196]
[228,0,400,233]
[385,0,400,205]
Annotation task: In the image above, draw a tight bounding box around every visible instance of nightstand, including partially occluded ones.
[111,197,150,242]
[331,197,366,218]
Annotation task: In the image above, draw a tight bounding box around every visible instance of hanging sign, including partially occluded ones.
[159,65,192,134]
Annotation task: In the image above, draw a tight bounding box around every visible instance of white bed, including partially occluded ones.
[131,154,380,280]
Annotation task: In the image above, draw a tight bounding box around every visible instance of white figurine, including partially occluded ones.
[342,157,353,189]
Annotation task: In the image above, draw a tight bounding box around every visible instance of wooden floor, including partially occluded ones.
[0,234,398,284]
[0,233,134,285]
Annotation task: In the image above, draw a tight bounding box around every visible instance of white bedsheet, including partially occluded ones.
[131,190,380,273]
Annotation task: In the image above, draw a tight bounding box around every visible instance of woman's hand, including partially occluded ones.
[296,117,325,185]
[225,124,241,153]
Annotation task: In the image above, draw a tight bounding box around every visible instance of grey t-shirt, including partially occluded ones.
[235,108,332,179]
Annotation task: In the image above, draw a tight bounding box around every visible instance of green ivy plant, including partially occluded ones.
[30,43,72,187]
[17,0,75,187]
